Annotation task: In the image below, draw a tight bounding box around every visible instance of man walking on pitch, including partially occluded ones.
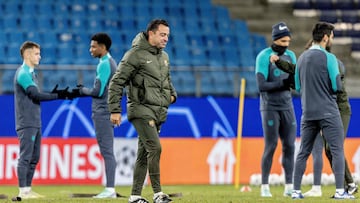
[108,19,177,203]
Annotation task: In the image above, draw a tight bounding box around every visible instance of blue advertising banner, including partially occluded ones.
[1,95,359,138]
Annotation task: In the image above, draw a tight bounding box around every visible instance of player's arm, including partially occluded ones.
[17,72,58,101]
[327,53,342,92]
[256,52,285,92]
[80,62,110,98]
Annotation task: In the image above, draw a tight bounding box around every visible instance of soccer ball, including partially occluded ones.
[249,173,261,186]
[115,146,137,178]
[269,173,281,185]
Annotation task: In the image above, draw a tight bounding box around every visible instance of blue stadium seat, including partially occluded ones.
[3,15,19,31]
[223,49,241,70]
[73,45,92,65]
[56,45,74,64]
[19,15,37,31]
[319,11,338,24]
[166,6,183,18]
[41,32,59,47]
[183,19,201,35]
[3,2,21,15]
[53,17,70,31]
[200,18,217,34]
[312,0,333,10]
[219,33,238,49]
[200,73,215,95]
[293,0,311,10]
[176,71,196,95]
[69,18,87,31]
[341,11,358,23]
[188,34,204,47]
[38,3,54,16]
[190,48,207,67]
[183,4,199,19]
[211,71,233,95]
[239,49,255,69]
[134,5,151,20]
[21,2,37,13]
[207,49,225,70]
[81,69,95,87]
[151,4,167,19]
[40,45,56,64]
[251,34,268,56]
[203,34,220,49]
[6,45,22,64]
[240,71,258,96]
[213,6,231,22]
[119,5,135,19]
[8,32,25,47]
[0,46,5,63]
[1,69,16,93]
[87,3,102,16]
[37,16,54,31]
[172,48,191,67]
[87,18,105,33]
[71,3,87,18]
[336,0,356,10]
[26,32,42,43]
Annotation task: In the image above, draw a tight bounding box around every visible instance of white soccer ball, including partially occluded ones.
[269,173,281,185]
[249,173,261,186]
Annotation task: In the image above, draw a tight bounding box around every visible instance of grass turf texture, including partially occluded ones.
[0,185,357,202]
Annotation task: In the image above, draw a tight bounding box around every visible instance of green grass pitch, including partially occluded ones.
[0,184,357,202]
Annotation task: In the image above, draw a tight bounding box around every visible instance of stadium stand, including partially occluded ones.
[0,0,268,97]
[293,0,360,58]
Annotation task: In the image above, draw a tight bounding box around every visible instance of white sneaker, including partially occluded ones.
[291,191,304,199]
[283,188,292,197]
[333,191,355,199]
[93,189,116,198]
[19,190,44,199]
[303,188,322,197]
[260,188,272,197]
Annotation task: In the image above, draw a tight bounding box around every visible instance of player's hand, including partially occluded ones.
[110,113,121,127]
[270,55,279,63]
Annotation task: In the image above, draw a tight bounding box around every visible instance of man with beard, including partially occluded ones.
[255,22,297,197]
[291,22,354,199]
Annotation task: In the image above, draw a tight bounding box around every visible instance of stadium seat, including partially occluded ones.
[37,16,54,31]
[207,49,225,70]
[223,49,241,70]
[151,4,167,19]
[312,0,334,10]
[38,3,54,16]
[341,11,358,23]
[1,69,16,93]
[172,48,191,67]
[293,0,311,10]
[319,11,339,23]
[53,17,70,31]
[40,45,56,64]
[3,2,21,15]
[19,15,36,31]
[190,48,208,67]
[6,44,22,64]
[3,15,19,31]
[56,45,74,65]
[203,34,220,49]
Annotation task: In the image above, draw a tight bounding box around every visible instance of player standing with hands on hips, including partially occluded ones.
[108,19,177,203]
[255,22,297,197]
[291,22,355,199]
[14,41,70,199]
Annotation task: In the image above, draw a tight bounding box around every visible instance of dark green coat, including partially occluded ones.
[108,32,177,123]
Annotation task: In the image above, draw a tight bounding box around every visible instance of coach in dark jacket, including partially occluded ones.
[108,19,176,203]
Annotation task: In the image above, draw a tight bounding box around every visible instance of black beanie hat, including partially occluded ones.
[272,22,291,41]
